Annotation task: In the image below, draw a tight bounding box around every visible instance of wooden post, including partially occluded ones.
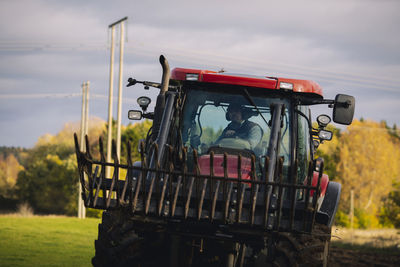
[350,189,354,245]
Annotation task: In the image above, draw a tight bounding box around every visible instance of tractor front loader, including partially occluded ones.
[74,55,355,266]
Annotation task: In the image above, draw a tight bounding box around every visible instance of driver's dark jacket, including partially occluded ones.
[216,120,262,149]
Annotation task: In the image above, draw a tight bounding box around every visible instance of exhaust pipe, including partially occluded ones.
[151,55,171,142]
[159,55,170,95]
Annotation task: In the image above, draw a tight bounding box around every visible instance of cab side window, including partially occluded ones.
[297,106,311,183]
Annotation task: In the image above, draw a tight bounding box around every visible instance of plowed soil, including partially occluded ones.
[329,247,400,266]
[328,228,400,266]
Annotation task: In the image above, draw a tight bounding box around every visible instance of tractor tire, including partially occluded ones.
[255,224,331,267]
[92,210,168,267]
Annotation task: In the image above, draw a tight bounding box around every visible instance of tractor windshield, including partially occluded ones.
[180,88,291,177]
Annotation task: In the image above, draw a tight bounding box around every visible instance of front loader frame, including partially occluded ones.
[74,134,328,246]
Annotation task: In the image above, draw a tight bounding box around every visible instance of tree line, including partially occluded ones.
[0,118,151,216]
[0,118,399,228]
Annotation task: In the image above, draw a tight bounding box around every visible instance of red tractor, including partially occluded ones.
[75,55,355,266]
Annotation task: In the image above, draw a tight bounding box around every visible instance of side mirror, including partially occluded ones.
[333,94,355,125]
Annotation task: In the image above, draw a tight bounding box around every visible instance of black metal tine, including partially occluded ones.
[158,146,172,216]
[84,135,92,160]
[132,172,142,213]
[121,172,129,205]
[168,146,174,217]
[106,140,118,208]
[311,159,324,231]
[158,173,169,216]
[236,154,242,223]
[120,141,132,204]
[263,156,271,228]
[225,182,234,223]
[145,143,159,214]
[84,135,94,196]
[184,149,195,219]
[113,140,121,207]
[198,151,208,220]
[209,151,215,220]
[88,165,99,207]
[171,173,182,217]
[74,134,88,207]
[275,157,284,230]
[198,178,208,220]
[192,150,201,219]
[289,159,299,231]
[133,142,146,213]
[185,174,195,219]
[250,155,258,225]
[73,133,81,155]
[238,182,246,224]
[98,137,107,208]
[303,160,314,231]
[126,140,134,208]
[81,135,94,206]
[92,165,102,207]
[210,178,220,222]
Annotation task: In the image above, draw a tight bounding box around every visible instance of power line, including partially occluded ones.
[0,93,138,103]
[0,93,81,99]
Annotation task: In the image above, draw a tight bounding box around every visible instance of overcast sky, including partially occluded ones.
[1,0,399,147]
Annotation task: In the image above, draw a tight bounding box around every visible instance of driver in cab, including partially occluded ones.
[215,103,263,150]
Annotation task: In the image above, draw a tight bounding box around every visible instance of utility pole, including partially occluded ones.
[106,25,116,179]
[78,81,89,219]
[116,20,126,159]
[106,17,127,177]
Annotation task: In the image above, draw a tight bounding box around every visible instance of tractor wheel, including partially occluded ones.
[92,210,168,267]
[255,224,331,267]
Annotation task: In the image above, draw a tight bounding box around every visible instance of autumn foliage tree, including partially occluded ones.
[14,118,151,215]
[336,120,400,226]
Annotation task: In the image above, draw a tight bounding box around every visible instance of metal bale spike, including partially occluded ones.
[250,154,258,225]
[120,141,132,204]
[133,142,146,213]
[223,153,231,223]
[145,143,159,214]
[184,149,196,219]
[198,153,208,220]
[98,137,107,208]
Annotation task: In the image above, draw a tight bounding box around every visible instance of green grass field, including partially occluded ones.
[0,216,100,267]
[1,216,399,266]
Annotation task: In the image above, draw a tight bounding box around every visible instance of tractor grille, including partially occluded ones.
[74,134,325,234]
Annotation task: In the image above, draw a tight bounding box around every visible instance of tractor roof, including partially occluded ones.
[171,68,323,98]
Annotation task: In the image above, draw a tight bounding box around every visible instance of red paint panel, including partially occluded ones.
[277,78,323,96]
[202,73,277,89]
[171,67,323,97]
[171,68,217,81]
[306,172,329,197]
[198,154,252,182]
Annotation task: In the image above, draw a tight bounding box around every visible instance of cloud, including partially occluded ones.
[0,0,399,147]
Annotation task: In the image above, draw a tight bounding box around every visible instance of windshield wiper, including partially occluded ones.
[243,88,270,128]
